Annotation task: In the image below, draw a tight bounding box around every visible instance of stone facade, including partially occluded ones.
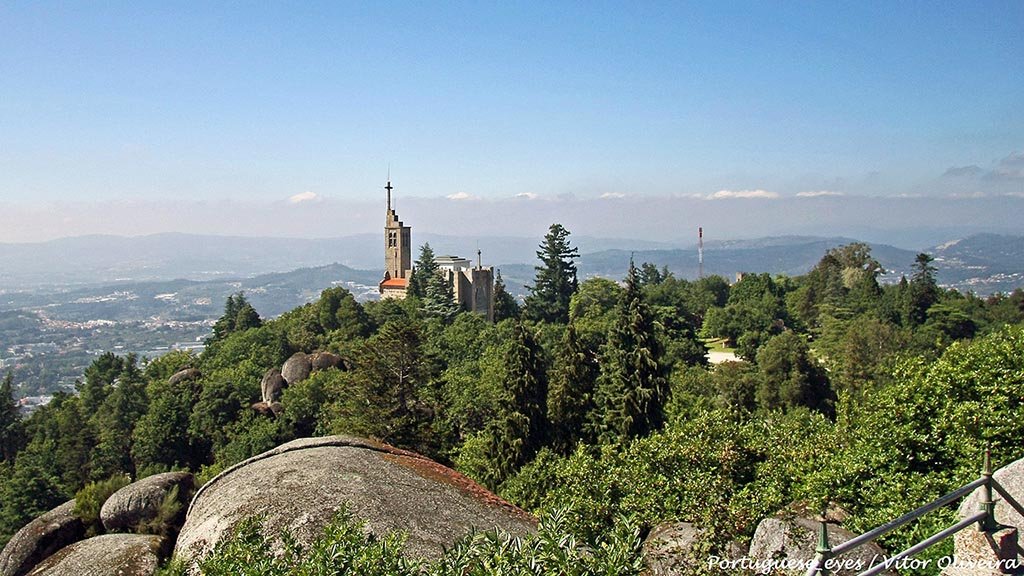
[379,179,412,299]
[377,181,494,320]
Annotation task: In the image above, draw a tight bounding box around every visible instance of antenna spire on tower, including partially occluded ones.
[698,227,704,279]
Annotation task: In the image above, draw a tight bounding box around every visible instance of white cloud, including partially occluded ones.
[600,192,627,199]
[707,189,779,200]
[515,192,539,200]
[796,190,844,198]
[446,192,476,200]
[288,191,320,204]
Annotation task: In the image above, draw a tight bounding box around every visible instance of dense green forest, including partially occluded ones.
[3,223,1024,574]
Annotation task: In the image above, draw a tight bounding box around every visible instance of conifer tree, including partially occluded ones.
[0,373,24,462]
[524,224,579,323]
[547,321,598,453]
[906,253,939,326]
[408,243,438,299]
[590,260,669,444]
[210,292,261,342]
[492,269,521,322]
[486,321,548,484]
[423,269,461,321]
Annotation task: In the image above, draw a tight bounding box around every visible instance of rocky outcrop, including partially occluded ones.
[946,458,1024,575]
[748,515,892,575]
[961,458,1024,532]
[25,534,161,576]
[280,353,312,385]
[0,500,84,576]
[259,368,285,404]
[167,368,201,386]
[100,472,194,532]
[309,351,345,372]
[174,436,535,569]
[642,521,746,576]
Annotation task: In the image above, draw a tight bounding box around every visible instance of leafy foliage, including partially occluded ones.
[159,507,645,576]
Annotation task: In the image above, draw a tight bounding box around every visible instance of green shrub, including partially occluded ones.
[74,473,131,536]
[159,507,644,576]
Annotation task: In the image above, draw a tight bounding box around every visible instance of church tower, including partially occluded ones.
[380,179,412,298]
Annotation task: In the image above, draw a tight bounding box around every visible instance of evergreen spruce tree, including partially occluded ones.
[547,321,598,453]
[486,321,548,485]
[0,373,24,462]
[590,260,669,444]
[492,269,521,322]
[524,223,579,323]
[906,253,939,326]
[408,243,438,299]
[423,269,462,321]
[209,292,261,342]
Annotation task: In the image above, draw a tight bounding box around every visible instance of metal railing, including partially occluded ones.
[805,448,1011,576]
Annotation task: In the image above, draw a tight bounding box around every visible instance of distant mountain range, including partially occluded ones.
[1,232,1022,300]
[0,232,673,289]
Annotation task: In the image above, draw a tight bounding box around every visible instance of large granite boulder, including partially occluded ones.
[26,534,161,576]
[174,436,535,568]
[259,368,285,404]
[167,368,201,386]
[945,457,1024,575]
[748,515,892,575]
[100,472,194,532]
[309,351,345,372]
[961,457,1024,532]
[280,353,311,385]
[642,521,746,575]
[0,500,84,576]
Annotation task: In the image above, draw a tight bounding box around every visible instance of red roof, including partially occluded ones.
[380,278,409,289]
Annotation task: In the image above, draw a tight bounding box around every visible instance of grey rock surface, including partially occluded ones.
[748,516,892,575]
[309,351,344,372]
[259,368,285,404]
[950,457,1024,575]
[0,500,84,576]
[167,368,201,386]
[960,457,1024,531]
[25,534,161,576]
[280,352,311,385]
[100,472,194,532]
[174,436,535,568]
[643,521,747,575]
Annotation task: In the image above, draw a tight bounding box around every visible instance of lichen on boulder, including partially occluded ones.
[0,500,85,576]
[100,472,194,533]
[25,534,161,576]
[174,436,536,569]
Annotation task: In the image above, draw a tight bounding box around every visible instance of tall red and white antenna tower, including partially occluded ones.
[698,227,704,279]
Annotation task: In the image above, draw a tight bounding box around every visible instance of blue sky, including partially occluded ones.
[0,2,1021,241]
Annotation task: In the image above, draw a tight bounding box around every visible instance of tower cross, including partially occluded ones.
[385,180,393,211]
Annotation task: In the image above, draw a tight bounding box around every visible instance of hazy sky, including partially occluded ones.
[1,2,1021,242]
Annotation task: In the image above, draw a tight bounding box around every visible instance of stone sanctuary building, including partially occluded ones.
[378,180,495,321]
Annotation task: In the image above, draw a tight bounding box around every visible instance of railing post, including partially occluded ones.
[980,446,998,532]
[815,520,832,576]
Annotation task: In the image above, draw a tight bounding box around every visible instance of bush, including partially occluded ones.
[74,474,131,536]
[159,507,645,576]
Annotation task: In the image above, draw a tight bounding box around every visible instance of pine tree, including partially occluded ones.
[0,373,24,462]
[423,269,461,321]
[486,321,548,484]
[209,292,261,342]
[590,260,669,444]
[906,253,939,326]
[524,224,579,323]
[547,321,598,453]
[408,243,438,299]
[492,269,521,322]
